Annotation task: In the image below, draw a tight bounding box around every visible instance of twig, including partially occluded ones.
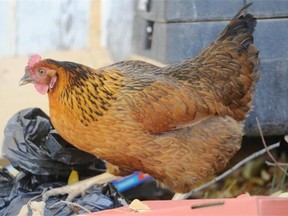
[270,166,278,194]
[221,179,237,197]
[48,200,91,213]
[179,142,280,199]
[26,188,48,206]
[266,161,288,167]
[191,201,225,209]
[265,135,288,167]
[280,165,288,190]
[256,117,287,176]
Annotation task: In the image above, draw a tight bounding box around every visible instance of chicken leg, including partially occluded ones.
[42,172,120,201]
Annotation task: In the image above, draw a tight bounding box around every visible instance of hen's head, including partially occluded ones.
[20,55,57,95]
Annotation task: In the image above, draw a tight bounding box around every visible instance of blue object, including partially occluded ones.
[112,172,153,192]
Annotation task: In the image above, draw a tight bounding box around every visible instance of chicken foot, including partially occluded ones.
[172,193,190,200]
[42,172,120,201]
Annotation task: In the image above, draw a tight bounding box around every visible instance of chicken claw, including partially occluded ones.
[43,172,120,201]
[172,193,190,200]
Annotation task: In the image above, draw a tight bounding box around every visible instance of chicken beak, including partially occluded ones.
[19,72,34,86]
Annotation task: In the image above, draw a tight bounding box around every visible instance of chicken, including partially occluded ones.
[20,3,259,200]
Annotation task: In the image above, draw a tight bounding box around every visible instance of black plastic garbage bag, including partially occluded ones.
[2,108,106,177]
[0,108,126,215]
[0,168,14,209]
[0,170,125,216]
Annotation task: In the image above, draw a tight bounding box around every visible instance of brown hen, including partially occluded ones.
[20,4,259,200]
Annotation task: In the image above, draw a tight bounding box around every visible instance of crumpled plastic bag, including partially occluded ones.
[0,108,126,215]
[0,170,125,215]
[2,108,106,177]
[0,168,14,209]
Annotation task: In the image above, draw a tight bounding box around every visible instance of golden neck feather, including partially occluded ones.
[50,66,123,126]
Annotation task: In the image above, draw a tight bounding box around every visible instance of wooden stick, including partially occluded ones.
[178,142,280,199]
[266,161,288,167]
[256,117,287,176]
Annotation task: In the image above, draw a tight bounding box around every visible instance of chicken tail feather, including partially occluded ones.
[218,3,256,48]
[233,3,253,19]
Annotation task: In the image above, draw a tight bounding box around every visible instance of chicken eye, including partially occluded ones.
[38,69,45,75]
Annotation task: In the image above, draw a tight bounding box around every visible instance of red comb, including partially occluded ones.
[27,54,42,69]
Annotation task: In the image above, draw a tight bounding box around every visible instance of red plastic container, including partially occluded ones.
[81,194,288,216]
